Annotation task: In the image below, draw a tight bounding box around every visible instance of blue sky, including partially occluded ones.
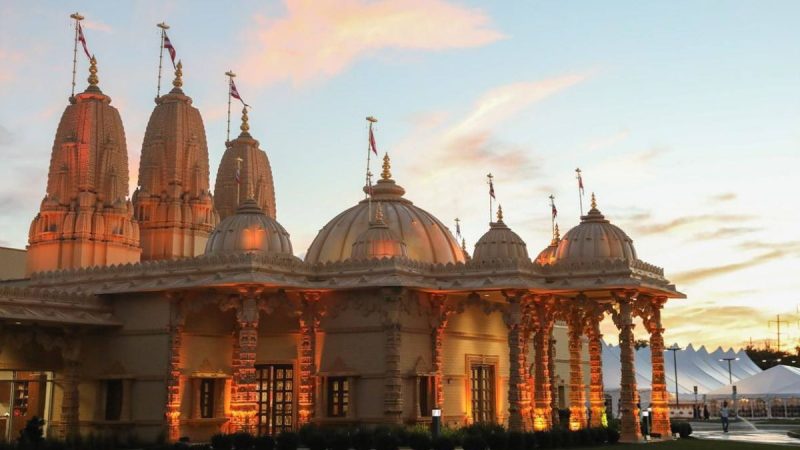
[1,0,799,348]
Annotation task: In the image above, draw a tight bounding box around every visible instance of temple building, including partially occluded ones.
[0,55,683,445]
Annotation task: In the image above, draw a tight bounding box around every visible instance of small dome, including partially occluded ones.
[306,154,465,265]
[350,205,408,260]
[472,206,529,263]
[535,224,560,265]
[204,198,292,255]
[554,194,636,264]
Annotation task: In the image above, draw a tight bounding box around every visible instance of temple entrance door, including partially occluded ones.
[0,371,52,442]
[256,364,294,435]
[470,364,496,423]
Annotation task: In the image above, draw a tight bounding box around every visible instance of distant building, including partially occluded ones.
[0,247,25,280]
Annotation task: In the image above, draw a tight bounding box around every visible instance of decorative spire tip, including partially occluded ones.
[381,153,392,180]
[240,106,250,134]
[496,204,504,222]
[591,192,597,210]
[87,55,99,88]
[172,60,183,89]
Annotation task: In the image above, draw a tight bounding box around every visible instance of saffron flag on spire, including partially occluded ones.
[577,168,585,196]
[552,200,558,219]
[230,78,250,107]
[489,177,496,199]
[369,127,378,155]
[163,32,177,68]
[77,23,91,59]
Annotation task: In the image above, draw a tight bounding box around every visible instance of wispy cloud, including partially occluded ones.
[709,192,737,203]
[241,0,504,87]
[83,19,113,33]
[671,245,800,285]
[691,226,760,240]
[631,213,754,235]
[586,129,630,152]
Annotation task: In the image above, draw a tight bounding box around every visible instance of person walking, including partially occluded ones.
[703,404,710,421]
[720,401,730,433]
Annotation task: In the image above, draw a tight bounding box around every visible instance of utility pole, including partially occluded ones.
[769,315,791,351]
[667,344,682,408]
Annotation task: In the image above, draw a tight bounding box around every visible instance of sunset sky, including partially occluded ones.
[1,1,798,350]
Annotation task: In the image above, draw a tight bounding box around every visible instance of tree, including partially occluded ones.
[634,339,649,350]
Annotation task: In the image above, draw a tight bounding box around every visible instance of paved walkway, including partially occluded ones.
[693,430,800,446]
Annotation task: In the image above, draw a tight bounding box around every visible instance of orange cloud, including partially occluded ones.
[240,0,503,86]
[671,248,794,285]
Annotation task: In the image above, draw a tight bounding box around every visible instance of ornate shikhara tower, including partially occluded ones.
[133,62,218,260]
[26,58,141,274]
[214,108,277,220]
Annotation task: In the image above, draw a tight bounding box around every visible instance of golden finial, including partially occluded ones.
[87,56,98,87]
[552,223,560,245]
[381,153,392,180]
[240,107,250,134]
[172,60,183,89]
[375,202,384,223]
[591,192,597,210]
[496,204,504,222]
[462,238,467,252]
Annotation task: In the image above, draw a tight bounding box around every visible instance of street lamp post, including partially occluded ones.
[667,344,682,409]
[719,357,740,416]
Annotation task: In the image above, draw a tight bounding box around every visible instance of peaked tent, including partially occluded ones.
[707,365,800,399]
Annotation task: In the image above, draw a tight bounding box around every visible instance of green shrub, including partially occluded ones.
[485,430,506,450]
[328,430,351,450]
[232,432,255,450]
[606,427,620,444]
[276,432,299,450]
[374,430,399,450]
[408,431,432,450]
[431,436,455,450]
[461,434,486,450]
[254,436,275,450]
[505,431,524,450]
[533,431,551,449]
[589,427,607,445]
[670,421,692,438]
[211,434,233,450]
[351,428,373,450]
[305,431,326,450]
[522,432,536,450]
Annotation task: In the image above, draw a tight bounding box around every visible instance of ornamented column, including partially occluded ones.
[60,335,82,439]
[566,305,587,430]
[225,291,261,432]
[549,336,559,427]
[611,292,641,442]
[383,290,404,423]
[532,296,556,431]
[165,297,186,442]
[429,294,450,409]
[637,296,671,438]
[298,292,323,426]
[504,292,532,431]
[584,301,607,428]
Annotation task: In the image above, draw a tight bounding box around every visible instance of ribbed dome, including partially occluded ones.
[535,225,560,266]
[204,198,292,255]
[305,154,465,265]
[472,207,529,263]
[350,205,408,260]
[554,195,636,263]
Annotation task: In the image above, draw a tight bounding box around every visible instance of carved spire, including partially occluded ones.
[591,192,597,210]
[87,56,99,89]
[462,238,467,252]
[551,223,560,246]
[172,60,183,89]
[497,204,504,222]
[381,153,392,180]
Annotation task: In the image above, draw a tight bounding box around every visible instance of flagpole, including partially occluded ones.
[549,194,556,238]
[156,22,169,98]
[487,173,494,223]
[69,12,84,99]
[226,71,236,143]
[236,157,243,206]
[366,116,377,219]
[576,168,584,216]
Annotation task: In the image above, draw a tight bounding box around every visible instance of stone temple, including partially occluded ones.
[0,57,683,444]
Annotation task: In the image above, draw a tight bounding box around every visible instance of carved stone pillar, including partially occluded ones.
[166,323,184,441]
[226,292,261,432]
[549,336,559,427]
[612,293,641,442]
[638,296,671,438]
[298,292,322,426]
[585,302,606,428]
[383,290,404,423]
[429,294,450,409]
[504,292,532,431]
[532,296,556,431]
[59,334,82,440]
[566,306,587,430]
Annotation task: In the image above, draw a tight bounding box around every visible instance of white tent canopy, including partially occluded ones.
[707,365,800,399]
[602,341,762,395]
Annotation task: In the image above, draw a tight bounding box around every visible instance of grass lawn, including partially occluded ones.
[570,438,795,449]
